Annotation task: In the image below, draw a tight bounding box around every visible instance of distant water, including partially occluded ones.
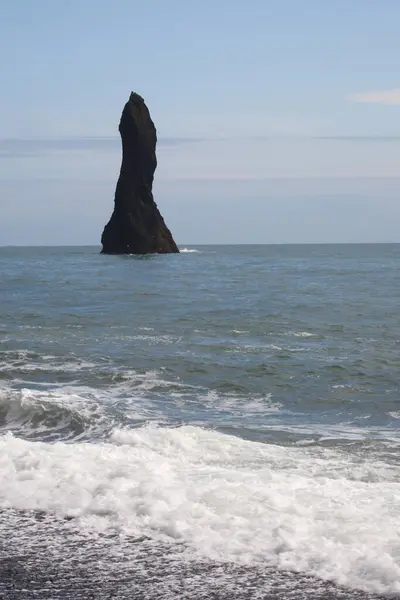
[0,244,399,599]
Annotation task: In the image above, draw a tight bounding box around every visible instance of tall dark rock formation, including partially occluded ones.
[101,92,179,254]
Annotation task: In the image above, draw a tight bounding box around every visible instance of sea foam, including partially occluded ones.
[0,425,399,595]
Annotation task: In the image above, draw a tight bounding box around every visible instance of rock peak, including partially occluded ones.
[101,92,179,255]
[129,91,145,104]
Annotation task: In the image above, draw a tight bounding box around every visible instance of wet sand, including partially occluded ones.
[0,510,389,600]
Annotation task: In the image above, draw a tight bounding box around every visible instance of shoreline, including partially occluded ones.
[0,510,389,600]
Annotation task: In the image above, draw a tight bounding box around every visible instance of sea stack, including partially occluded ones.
[101,92,179,254]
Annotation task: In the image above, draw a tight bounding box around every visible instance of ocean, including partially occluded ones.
[0,244,399,599]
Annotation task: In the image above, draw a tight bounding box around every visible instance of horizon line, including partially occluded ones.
[1,242,400,248]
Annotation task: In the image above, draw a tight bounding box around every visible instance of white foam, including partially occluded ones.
[179,248,200,253]
[0,350,98,373]
[388,411,400,420]
[199,390,281,415]
[292,331,316,338]
[229,343,284,353]
[131,334,180,344]
[0,425,399,595]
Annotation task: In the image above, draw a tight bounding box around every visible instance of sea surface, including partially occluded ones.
[0,244,399,599]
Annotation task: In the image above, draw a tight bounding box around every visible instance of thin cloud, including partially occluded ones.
[0,136,204,158]
[316,136,400,142]
[351,89,400,105]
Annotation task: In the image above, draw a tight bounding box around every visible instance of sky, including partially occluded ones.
[0,0,399,245]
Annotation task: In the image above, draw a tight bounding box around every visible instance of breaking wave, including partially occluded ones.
[0,425,399,595]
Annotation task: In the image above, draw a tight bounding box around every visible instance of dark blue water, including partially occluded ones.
[0,245,399,599]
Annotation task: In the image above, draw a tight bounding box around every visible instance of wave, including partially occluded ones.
[2,352,400,447]
[291,331,316,338]
[0,386,117,441]
[0,425,399,595]
[179,248,200,253]
[0,349,99,375]
[0,377,283,442]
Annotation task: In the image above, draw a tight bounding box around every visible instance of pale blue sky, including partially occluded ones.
[1,0,399,245]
